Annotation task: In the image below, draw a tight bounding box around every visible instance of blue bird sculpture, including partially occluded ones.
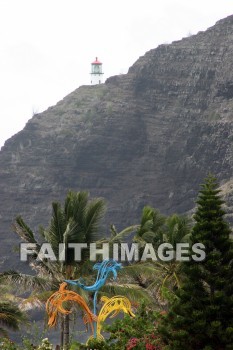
[65,259,122,338]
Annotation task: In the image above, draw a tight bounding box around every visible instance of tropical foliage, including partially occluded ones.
[72,303,164,349]
[1,176,232,350]
[0,301,26,337]
[0,191,105,349]
[119,209,192,308]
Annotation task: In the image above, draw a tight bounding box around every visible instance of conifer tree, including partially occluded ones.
[160,175,233,350]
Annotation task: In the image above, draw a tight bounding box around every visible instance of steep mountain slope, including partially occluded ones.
[0,15,233,269]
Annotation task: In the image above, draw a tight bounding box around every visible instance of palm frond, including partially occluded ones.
[28,258,63,280]
[64,219,85,244]
[164,214,192,247]
[65,191,88,223]
[19,290,54,311]
[110,225,139,243]
[0,327,8,337]
[120,263,163,280]
[84,199,105,243]
[74,260,95,279]
[0,271,52,292]
[19,297,44,311]
[14,216,38,244]
[146,278,162,292]
[137,206,165,239]
[141,231,158,243]
[0,302,27,331]
[44,202,66,247]
[100,283,153,305]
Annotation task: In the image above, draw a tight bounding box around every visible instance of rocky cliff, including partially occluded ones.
[1,15,233,269]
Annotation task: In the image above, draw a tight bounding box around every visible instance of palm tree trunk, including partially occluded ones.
[64,314,70,350]
[63,265,72,349]
[60,316,64,349]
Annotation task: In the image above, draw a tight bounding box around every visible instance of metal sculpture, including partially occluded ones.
[46,282,96,334]
[46,260,135,342]
[65,259,122,337]
[96,295,135,340]
[65,259,122,291]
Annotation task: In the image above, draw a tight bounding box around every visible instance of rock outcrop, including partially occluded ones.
[1,15,233,269]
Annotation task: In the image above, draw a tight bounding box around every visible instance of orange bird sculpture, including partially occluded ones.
[46,282,96,334]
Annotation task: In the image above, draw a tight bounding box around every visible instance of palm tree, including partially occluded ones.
[94,222,155,306]
[133,206,166,248]
[120,208,192,309]
[0,301,26,337]
[162,214,191,248]
[1,191,105,350]
[0,283,27,337]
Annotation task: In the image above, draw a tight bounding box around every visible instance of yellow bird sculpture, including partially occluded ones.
[95,295,135,340]
[46,282,96,334]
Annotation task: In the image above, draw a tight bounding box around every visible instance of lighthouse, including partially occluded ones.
[90,57,104,85]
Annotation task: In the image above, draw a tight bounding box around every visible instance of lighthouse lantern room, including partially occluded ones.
[91,57,104,85]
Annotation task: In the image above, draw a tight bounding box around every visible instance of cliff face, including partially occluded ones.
[1,15,233,269]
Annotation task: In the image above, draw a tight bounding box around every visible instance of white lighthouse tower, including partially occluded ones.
[90,57,104,85]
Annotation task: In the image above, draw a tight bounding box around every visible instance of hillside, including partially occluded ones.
[0,15,233,269]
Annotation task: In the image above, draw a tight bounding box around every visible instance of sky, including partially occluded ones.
[0,0,232,149]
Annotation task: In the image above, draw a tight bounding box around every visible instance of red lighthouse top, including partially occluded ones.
[92,57,102,65]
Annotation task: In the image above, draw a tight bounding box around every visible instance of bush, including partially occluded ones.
[0,338,18,350]
[0,337,53,350]
[68,303,165,349]
[36,338,53,350]
[104,302,164,349]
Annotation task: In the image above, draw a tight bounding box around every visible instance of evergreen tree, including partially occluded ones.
[160,175,233,350]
